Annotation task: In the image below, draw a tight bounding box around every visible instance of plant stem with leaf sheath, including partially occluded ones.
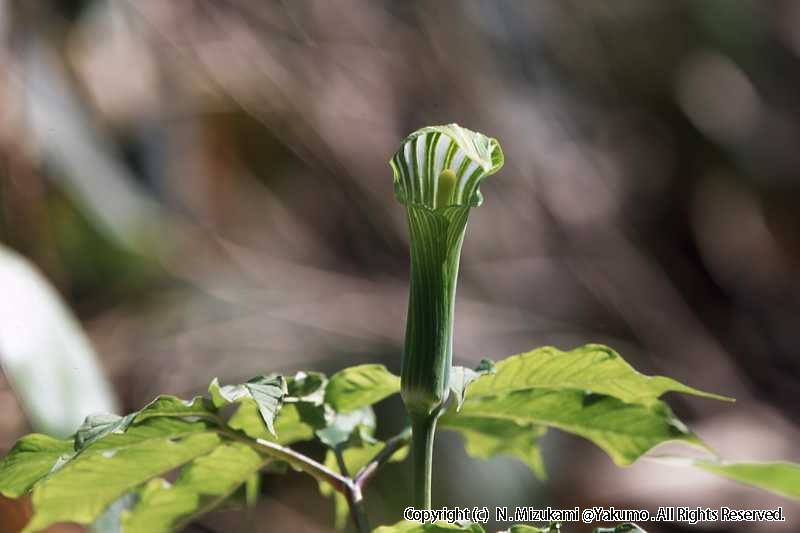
[411,413,440,509]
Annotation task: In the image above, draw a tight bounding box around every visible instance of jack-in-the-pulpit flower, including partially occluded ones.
[390,124,504,418]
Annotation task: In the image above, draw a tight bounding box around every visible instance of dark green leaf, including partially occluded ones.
[439,412,547,478]
[325,364,400,412]
[286,371,327,404]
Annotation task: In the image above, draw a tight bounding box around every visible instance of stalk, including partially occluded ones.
[411,412,440,509]
[390,123,504,511]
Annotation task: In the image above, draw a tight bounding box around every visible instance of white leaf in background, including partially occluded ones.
[0,244,118,437]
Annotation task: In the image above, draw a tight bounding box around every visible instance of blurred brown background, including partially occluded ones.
[1,1,799,532]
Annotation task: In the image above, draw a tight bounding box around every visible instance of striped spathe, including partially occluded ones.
[390,124,504,210]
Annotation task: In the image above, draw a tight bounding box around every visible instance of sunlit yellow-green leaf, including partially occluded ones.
[121,442,270,533]
[21,418,220,532]
[694,461,800,500]
[325,364,400,412]
[458,388,704,466]
[0,434,73,498]
[467,345,731,406]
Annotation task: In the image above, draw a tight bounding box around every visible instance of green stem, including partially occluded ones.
[346,487,371,533]
[411,413,440,509]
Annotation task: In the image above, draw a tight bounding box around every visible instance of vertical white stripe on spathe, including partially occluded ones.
[457,161,480,200]
[434,136,450,175]
[403,141,416,199]
[415,135,427,204]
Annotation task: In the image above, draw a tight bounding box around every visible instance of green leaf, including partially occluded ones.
[439,413,547,479]
[209,376,287,436]
[244,472,260,508]
[228,399,321,445]
[457,389,704,465]
[319,432,408,529]
[450,359,495,411]
[373,521,485,533]
[593,524,647,533]
[0,434,74,498]
[134,395,218,424]
[89,493,136,533]
[653,457,800,500]
[21,418,220,532]
[498,526,559,533]
[286,371,327,404]
[694,461,800,500]
[121,442,270,533]
[315,406,376,449]
[246,376,286,436]
[468,345,731,406]
[75,413,137,452]
[325,364,400,412]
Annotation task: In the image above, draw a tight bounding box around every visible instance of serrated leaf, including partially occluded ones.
[208,379,249,408]
[325,364,400,412]
[208,376,286,436]
[457,388,704,465]
[246,377,286,436]
[228,399,321,445]
[450,359,495,411]
[0,434,74,498]
[373,521,485,533]
[133,395,218,424]
[121,442,270,533]
[468,345,731,406]
[21,418,220,532]
[315,406,376,449]
[75,413,137,452]
[439,413,547,479]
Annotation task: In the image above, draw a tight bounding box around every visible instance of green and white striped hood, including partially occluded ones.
[390,124,504,210]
